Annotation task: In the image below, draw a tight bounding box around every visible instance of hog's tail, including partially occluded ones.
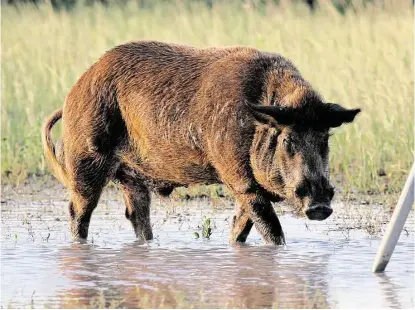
[42,108,68,187]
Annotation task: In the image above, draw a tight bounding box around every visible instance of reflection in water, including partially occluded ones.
[57,243,180,308]
[374,273,402,309]
[56,241,333,308]
[228,245,331,308]
[1,193,414,308]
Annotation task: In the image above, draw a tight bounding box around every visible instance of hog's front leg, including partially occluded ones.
[234,193,285,245]
[230,206,254,243]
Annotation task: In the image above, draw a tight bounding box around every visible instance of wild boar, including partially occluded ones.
[42,41,360,244]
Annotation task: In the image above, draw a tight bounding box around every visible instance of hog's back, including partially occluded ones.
[109,41,259,184]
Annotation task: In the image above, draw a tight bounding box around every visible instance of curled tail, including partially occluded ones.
[42,108,69,187]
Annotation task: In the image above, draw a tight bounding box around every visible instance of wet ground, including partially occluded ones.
[1,183,414,308]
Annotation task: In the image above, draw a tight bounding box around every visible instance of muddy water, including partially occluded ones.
[1,184,414,308]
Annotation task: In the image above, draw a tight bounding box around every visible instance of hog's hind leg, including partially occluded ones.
[67,155,111,240]
[115,164,153,241]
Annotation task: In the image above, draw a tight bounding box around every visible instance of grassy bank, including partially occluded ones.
[2,1,413,196]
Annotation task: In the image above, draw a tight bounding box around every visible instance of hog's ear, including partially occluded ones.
[325,103,361,128]
[246,102,295,126]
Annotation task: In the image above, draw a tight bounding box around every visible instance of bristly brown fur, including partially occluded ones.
[42,41,360,244]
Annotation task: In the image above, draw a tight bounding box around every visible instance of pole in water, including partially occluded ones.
[372,162,415,273]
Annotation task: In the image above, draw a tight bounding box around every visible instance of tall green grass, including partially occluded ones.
[1,1,413,194]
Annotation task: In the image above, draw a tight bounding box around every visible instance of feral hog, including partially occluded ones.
[42,41,360,244]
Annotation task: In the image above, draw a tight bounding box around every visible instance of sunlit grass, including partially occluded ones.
[1,1,413,195]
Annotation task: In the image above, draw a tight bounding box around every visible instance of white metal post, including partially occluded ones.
[372,162,415,273]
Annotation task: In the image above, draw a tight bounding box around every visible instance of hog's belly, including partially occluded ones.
[133,147,220,185]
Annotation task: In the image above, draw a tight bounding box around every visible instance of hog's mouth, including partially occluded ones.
[304,204,333,221]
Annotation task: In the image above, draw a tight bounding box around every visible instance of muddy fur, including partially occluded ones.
[42,41,360,244]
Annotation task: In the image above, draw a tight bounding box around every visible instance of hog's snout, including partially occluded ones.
[305,204,333,221]
[294,179,335,201]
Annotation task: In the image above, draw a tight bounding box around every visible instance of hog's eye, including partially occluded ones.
[283,137,292,146]
[283,137,295,156]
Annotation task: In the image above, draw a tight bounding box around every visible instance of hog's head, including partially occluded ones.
[248,97,360,221]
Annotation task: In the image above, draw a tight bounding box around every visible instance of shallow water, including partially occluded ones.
[1,185,414,308]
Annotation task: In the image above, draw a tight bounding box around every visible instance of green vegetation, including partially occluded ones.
[2,1,413,196]
[202,216,212,238]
